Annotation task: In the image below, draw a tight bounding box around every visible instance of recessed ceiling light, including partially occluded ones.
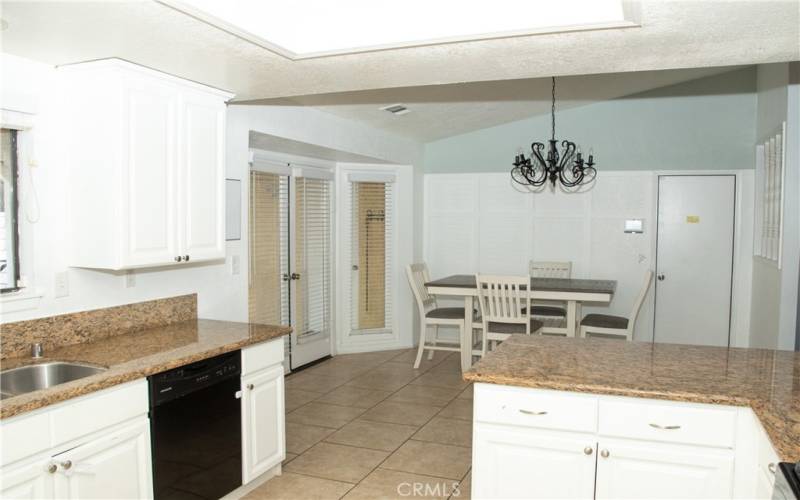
[159,0,636,60]
[380,104,410,116]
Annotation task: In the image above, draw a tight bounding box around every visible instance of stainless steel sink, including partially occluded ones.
[0,362,108,399]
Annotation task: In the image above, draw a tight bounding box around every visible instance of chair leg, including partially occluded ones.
[579,326,587,338]
[414,321,428,369]
[427,325,438,361]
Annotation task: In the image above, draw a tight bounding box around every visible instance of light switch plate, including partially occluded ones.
[55,271,69,298]
[231,255,241,275]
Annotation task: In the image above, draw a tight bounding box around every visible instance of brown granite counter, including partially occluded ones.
[464,334,800,461]
[0,319,291,419]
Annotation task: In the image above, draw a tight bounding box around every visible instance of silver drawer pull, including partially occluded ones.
[649,423,681,430]
[519,409,547,416]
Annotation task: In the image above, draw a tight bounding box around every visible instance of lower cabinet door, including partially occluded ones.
[52,418,153,499]
[472,425,597,499]
[0,458,55,500]
[242,365,285,484]
[595,438,734,499]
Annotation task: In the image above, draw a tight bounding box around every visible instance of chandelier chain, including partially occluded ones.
[551,76,556,141]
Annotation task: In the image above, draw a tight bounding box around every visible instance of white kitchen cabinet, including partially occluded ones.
[52,418,152,500]
[472,426,596,499]
[472,383,775,500]
[60,59,233,270]
[242,364,285,483]
[594,438,734,499]
[0,457,55,500]
[0,380,152,500]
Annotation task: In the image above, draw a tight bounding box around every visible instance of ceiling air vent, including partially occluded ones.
[380,103,410,116]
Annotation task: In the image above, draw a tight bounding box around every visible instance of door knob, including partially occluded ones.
[657,274,665,281]
[291,273,301,280]
[282,273,290,282]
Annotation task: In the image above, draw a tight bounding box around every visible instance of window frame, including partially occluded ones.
[1,128,21,294]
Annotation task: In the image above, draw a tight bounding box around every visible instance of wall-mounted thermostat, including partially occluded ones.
[624,219,644,233]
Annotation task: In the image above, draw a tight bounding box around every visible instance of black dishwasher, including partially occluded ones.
[148,350,242,500]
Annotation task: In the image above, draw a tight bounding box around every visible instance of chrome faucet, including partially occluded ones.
[31,343,43,358]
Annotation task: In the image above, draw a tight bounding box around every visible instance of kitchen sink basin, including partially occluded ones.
[0,361,108,399]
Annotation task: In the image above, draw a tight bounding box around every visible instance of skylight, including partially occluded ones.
[160,0,634,59]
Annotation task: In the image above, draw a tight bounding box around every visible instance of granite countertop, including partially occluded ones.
[0,319,291,419]
[464,334,800,461]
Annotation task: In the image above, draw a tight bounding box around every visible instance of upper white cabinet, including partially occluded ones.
[60,59,232,270]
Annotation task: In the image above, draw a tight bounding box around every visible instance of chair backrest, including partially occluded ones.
[529,261,572,279]
[406,263,436,316]
[476,274,531,332]
[627,270,654,333]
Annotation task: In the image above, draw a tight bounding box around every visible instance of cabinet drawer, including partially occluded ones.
[474,384,598,433]
[50,379,148,446]
[598,398,737,448]
[242,339,284,376]
[0,411,51,466]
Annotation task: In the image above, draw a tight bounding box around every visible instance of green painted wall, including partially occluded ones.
[424,67,757,173]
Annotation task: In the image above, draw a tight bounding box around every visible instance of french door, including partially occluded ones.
[249,158,333,370]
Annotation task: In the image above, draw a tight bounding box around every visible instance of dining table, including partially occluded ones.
[425,275,617,371]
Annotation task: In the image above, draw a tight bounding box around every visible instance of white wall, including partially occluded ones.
[424,171,754,345]
[749,62,800,350]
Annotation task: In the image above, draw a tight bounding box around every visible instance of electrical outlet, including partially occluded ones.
[55,271,69,298]
[231,255,241,275]
[125,271,136,288]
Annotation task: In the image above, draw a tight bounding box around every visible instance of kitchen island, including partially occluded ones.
[464,334,798,499]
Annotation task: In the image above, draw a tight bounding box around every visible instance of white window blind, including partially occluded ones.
[350,180,394,334]
[754,122,786,267]
[295,176,332,340]
[249,170,290,327]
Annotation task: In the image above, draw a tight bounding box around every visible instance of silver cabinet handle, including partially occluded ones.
[600,449,610,458]
[768,463,777,474]
[47,463,57,474]
[60,460,72,470]
[518,409,547,416]
[583,447,593,455]
[247,383,254,390]
[649,423,681,430]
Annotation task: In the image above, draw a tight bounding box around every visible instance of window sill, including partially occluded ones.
[0,288,44,315]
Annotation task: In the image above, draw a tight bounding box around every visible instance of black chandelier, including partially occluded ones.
[511,77,597,189]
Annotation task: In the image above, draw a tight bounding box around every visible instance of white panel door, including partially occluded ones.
[179,91,225,262]
[0,458,54,500]
[654,175,735,346]
[595,438,734,499]
[122,81,179,267]
[52,419,153,500]
[242,365,285,483]
[472,426,597,499]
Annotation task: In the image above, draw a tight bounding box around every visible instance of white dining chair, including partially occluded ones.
[406,263,471,369]
[476,274,544,354]
[528,261,572,331]
[579,270,654,341]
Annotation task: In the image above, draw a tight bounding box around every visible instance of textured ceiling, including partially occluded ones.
[249,66,744,141]
[0,1,797,102]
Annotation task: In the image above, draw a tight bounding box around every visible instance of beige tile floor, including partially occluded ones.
[243,349,472,500]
